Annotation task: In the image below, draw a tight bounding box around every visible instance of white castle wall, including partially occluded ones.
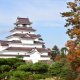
[41,52,48,56]
[9,43,42,48]
[23,51,50,63]
[12,30,35,34]
[21,39,33,44]
[0,56,16,58]
[7,37,20,41]
[2,50,30,55]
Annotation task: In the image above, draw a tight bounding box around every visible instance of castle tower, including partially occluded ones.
[0,17,51,63]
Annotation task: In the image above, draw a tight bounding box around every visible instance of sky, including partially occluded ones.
[0,0,74,49]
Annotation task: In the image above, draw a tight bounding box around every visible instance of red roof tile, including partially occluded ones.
[40,55,49,57]
[28,34,41,38]
[0,40,9,46]
[37,48,49,52]
[10,27,36,32]
[11,40,21,43]
[6,47,32,51]
[0,40,21,44]
[5,47,49,52]
[1,43,8,46]
[7,33,40,39]
[21,36,35,39]
[34,41,44,44]
[15,17,32,25]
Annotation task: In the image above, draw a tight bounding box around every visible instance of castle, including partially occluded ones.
[0,17,51,63]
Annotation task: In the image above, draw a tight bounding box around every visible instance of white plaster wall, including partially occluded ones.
[0,56,16,58]
[2,51,30,55]
[12,30,35,34]
[23,51,50,63]
[41,52,48,56]
[23,57,31,60]
[29,51,40,63]
[9,43,42,48]
[21,39,33,44]
[23,31,34,34]
[39,57,50,60]
[0,50,50,63]
[35,38,39,41]
[7,37,20,41]
[12,31,22,34]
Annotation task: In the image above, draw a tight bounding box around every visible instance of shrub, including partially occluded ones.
[33,74,45,80]
[31,62,49,74]
[11,71,30,80]
[17,63,32,72]
[0,65,11,73]
[0,58,6,65]
[48,61,64,76]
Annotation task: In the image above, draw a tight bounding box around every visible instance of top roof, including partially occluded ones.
[15,17,32,25]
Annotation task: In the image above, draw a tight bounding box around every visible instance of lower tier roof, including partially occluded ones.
[5,47,49,53]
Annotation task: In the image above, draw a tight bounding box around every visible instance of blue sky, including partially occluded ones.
[0,0,74,49]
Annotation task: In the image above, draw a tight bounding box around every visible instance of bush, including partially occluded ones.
[0,72,11,80]
[6,58,24,66]
[33,74,45,80]
[9,76,18,80]
[0,58,6,65]
[31,62,49,74]
[13,61,25,68]
[0,65,11,73]
[48,61,64,76]
[11,71,30,80]
[17,63,32,72]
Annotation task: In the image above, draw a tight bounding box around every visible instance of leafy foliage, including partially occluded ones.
[17,63,32,72]
[31,62,49,74]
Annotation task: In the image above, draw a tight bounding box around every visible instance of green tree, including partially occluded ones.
[51,45,60,60]
[48,60,77,80]
[60,47,68,57]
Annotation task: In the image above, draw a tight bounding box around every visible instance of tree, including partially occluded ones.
[51,45,60,60]
[61,1,80,79]
[48,60,77,80]
[60,47,68,57]
[61,1,80,61]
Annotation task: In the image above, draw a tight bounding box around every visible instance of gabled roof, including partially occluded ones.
[15,17,32,25]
